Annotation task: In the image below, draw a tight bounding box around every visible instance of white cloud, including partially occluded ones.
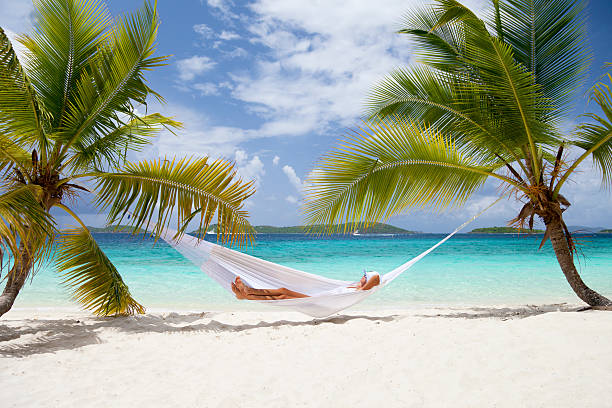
[0,0,33,33]
[149,103,259,159]
[282,165,305,193]
[218,81,234,90]
[272,155,280,166]
[555,155,612,228]
[176,55,216,81]
[0,1,33,62]
[206,0,239,21]
[221,0,488,138]
[193,82,219,95]
[219,30,241,40]
[285,195,298,204]
[223,47,248,58]
[194,22,242,49]
[235,149,265,188]
[460,193,521,225]
[193,23,215,39]
[179,0,488,145]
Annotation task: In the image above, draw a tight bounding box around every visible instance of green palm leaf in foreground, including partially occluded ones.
[306,0,612,308]
[95,157,255,245]
[0,185,55,269]
[305,119,511,233]
[0,0,256,317]
[56,228,145,315]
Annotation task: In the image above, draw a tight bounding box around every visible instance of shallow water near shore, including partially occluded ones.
[14,232,612,310]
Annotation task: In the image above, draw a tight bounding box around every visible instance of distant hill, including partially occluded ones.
[599,229,612,233]
[470,226,544,234]
[88,225,147,234]
[191,223,414,235]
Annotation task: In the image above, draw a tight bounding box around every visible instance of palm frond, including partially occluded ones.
[304,118,512,233]
[55,0,167,160]
[20,0,111,128]
[69,113,181,171]
[559,74,612,191]
[438,1,562,176]
[56,226,144,315]
[0,184,56,274]
[0,134,32,177]
[94,157,255,245]
[366,66,526,166]
[0,27,49,154]
[367,66,467,128]
[398,2,468,72]
[378,0,561,182]
[490,0,590,115]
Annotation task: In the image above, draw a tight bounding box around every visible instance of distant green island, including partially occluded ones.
[191,222,414,235]
[470,227,544,234]
[87,222,412,235]
[88,225,147,234]
[599,229,612,233]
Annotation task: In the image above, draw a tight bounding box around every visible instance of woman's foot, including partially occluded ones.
[231,282,246,299]
[234,277,251,294]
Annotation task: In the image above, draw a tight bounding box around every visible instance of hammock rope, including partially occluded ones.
[160,196,505,318]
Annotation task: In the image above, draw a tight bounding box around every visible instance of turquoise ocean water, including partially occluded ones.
[14,232,612,311]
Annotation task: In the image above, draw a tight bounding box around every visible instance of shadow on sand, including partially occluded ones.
[0,304,589,358]
[0,313,398,358]
[418,303,585,320]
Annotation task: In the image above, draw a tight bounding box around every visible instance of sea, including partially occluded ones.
[14,232,612,311]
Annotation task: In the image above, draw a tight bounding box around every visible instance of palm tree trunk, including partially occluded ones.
[545,215,612,307]
[0,250,31,317]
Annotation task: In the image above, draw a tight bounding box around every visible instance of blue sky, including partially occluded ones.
[1,0,612,232]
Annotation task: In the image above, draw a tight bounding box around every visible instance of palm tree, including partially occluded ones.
[304,0,612,307]
[0,0,254,317]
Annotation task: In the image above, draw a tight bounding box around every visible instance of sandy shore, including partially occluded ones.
[1,304,611,408]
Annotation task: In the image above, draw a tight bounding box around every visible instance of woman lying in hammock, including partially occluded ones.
[231,271,381,300]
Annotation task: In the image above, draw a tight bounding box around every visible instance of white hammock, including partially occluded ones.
[160,199,501,318]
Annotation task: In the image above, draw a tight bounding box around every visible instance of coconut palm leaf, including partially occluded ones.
[366,66,527,167]
[0,0,257,318]
[0,185,55,273]
[19,0,111,129]
[0,134,32,177]
[69,113,181,171]
[0,27,49,153]
[398,3,467,72]
[56,226,144,315]
[436,1,558,159]
[491,0,590,115]
[557,74,612,192]
[94,157,255,245]
[374,1,560,179]
[461,37,553,159]
[304,118,518,233]
[54,0,167,163]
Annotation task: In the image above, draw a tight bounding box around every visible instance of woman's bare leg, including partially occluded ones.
[234,277,278,296]
[242,293,290,300]
[233,277,309,299]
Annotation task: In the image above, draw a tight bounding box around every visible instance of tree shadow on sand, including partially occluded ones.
[417,303,586,320]
[1,304,592,358]
[0,313,399,358]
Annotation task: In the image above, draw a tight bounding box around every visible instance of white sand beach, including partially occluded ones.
[1,305,611,408]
